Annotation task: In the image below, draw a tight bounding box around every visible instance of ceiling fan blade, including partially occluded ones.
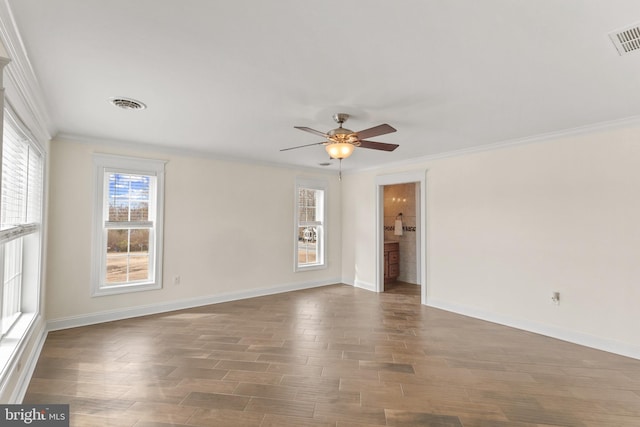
[294,126,329,138]
[355,124,396,140]
[280,141,325,152]
[358,140,399,152]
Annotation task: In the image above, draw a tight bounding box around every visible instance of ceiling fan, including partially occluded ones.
[281,113,399,160]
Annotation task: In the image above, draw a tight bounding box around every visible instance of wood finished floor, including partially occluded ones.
[24,283,640,426]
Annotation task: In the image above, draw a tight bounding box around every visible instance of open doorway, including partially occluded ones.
[375,171,427,305]
[382,183,419,295]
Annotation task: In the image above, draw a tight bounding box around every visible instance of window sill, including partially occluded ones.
[0,312,37,379]
[92,281,162,297]
[295,264,327,273]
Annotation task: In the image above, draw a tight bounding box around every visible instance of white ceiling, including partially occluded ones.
[7,0,640,171]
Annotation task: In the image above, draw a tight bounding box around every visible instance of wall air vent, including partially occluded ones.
[609,24,640,55]
[109,97,147,110]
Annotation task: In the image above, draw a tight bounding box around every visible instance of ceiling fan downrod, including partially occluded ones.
[332,113,349,125]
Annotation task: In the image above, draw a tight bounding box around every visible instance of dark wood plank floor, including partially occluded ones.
[24,283,640,426]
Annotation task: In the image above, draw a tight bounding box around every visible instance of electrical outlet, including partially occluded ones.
[173,275,181,286]
[551,291,560,305]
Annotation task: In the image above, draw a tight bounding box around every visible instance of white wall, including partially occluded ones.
[43,121,640,359]
[342,123,640,359]
[46,138,342,326]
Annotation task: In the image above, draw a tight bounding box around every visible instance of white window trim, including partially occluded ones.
[91,153,166,297]
[294,177,328,272]
[0,103,46,391]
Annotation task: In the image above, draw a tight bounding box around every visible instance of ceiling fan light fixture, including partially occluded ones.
[326,142,355,159]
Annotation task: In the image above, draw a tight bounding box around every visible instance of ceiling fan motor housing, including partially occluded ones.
[327,127,360,145]
[328,114,359,145]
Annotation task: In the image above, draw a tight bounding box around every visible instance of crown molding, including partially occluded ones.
[55,131,340,175]
[0,0,54,145]
[59,108,640,178]
[349,113,640,176]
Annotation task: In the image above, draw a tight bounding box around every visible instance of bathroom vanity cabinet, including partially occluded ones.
[384,241,400,284]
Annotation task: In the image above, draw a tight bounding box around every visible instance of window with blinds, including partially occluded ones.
[0,114,43,336]
[91,154,165,296]
[294,178,327,271]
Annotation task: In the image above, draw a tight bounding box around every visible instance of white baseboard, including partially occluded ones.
[47,279,341,332]
[354,280,377,292]
[428,298,640,361]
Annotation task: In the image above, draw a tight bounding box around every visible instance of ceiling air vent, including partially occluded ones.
[109,97,147,110]
[609,24,640,55]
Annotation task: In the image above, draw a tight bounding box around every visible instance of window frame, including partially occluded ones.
[91,154,166,297]
[294,177,328,272]
[0,107,44,339]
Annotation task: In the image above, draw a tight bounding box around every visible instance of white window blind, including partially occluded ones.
[1,123,42,229]
[27,143,43,224]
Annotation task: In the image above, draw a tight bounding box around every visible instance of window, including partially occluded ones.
[295,178,327,271]
[0,110,43,337]
[91,154,165,296]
